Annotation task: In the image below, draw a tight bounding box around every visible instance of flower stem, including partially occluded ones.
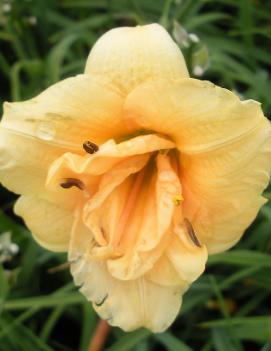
[88,319,111,351]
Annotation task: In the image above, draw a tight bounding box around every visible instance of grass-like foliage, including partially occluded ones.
[1,0,271,350]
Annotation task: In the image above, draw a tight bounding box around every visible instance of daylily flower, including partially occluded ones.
[0,24,271,332]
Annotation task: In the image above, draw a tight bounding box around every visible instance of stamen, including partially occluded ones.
[83,140,99,154]
[95,294,108,307]
[60,178,85,190]
[183,218,201,247]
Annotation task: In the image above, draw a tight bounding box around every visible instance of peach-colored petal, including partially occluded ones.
[124,78,271,253]
[83,155,150,247]
[14,195,73,251]
[147,224,207,287]
[74,258,182,333]
[46,134,175,190]
[146,254,188,287]
[124,78,267,151]
[85,23,188,94]
[181,123,271,253]
[106,153,182,280]
[70,218,183,332]
[0,74,126,195]
[0,128,65,195]
[166,227,208,283]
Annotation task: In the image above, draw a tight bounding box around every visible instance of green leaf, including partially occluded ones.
[208,250,271,267]
[0,315,54,351]
[105,329,150,351]
[155,332,193,351]
[0,264,9,305]
[46,34,82,84]
[202,317,271,342]
[212,328,242,351]
[3,292,85,310]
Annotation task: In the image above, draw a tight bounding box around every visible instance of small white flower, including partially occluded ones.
[189,33,200,43]
[0,231,19,263]
[193,65,204,76]
[28,16,37,25]
[2,3,11,13]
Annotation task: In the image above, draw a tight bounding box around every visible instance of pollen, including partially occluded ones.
[173,195,183,206]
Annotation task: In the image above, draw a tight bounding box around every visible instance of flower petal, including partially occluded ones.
[124,78,271,253]
[106,153,182,280]
[124,78,268,152]
[46,134,175,191]
[181,124,271,253]
[146,254,188,287]
[85,24,188,94]
[0,128,64,195]
[147,225,207,286]
[166,229,208,283]
[83,155,150,246]
[70,218,183,332]
[14,195,73,251]
[69,197,194,332]
[0,74,126,195]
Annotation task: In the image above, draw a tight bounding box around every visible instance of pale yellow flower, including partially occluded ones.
[1,24,271,332]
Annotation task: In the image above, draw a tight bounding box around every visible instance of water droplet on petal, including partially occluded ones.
[36,122,55,141]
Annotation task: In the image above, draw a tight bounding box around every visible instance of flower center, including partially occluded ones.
[46,133,201,276]
[112,167,146,248]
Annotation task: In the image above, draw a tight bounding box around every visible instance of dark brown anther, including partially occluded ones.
[83,140,99,154]
[183,218,201,247]
[60,178,85,190]
[95,294,108,307]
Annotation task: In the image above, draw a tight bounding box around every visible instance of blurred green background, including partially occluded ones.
[1,0,271,350]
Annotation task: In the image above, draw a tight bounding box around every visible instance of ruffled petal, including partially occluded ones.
[166,228,208,283]
[46,134,175,190]
[85,24,188,94]
[147,225,207,286]
[0,74,126,195]
[124,78,268,152]
[83,155,150,247]
[70,219,183,332]
[14,195,73,251]
[124,78,271,252]
[106,153,182,280]
[181,123,271,253]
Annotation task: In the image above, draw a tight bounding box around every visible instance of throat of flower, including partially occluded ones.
[111,168,146,249]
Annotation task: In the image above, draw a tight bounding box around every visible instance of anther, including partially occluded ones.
[60,178,85,190]
[83,140,99,154]
[95,294,108,307]
[183,218,201,247]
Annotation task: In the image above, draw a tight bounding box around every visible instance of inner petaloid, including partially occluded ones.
[46,134,206,279]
